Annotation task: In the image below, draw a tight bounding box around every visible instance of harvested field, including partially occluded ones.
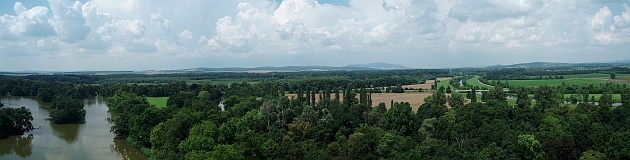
[286,92,469,112]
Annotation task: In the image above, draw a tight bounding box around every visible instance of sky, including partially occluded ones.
[1,0,630,71]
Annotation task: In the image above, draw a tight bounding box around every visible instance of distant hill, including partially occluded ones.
[146,63,413,73]
[487,62,630,69]
[346,63,412,70]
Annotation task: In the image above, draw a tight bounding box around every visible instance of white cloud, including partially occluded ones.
[49,0,91,43]
[591,6,612,30]
[1,0,630,71]
[449,0,543,22]
[1,2,57,38]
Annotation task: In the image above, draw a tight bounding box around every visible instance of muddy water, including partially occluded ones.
[0,97,147,160]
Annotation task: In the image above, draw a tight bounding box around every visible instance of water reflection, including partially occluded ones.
[50,121,82,144]
[112,138,148,160]
[0,135,33,158]
[0,96,147,160]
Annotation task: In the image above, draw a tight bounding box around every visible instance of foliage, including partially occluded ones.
[50,96,86,124]
[0,107,34,139]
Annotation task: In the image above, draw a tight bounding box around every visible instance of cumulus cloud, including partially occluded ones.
[449,0,543,22]
[151,13,172,34]
[49,0,91,43]
[1,2,57,38]
[1,0,630,70]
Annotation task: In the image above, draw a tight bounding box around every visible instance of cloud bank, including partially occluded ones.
[0,0,629,71]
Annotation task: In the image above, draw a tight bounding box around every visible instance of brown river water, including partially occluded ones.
[0,96,147,160]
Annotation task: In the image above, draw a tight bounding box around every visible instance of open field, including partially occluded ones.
[490,79,605,87]
[286,92,469,111]
[501,74,630,87]
[466,76,493,89]
[146,97,169,108]
[436,78,453,89]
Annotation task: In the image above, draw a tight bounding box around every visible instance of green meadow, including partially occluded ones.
[146,97,169,108]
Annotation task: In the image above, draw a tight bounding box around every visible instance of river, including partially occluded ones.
[0,96,147,160]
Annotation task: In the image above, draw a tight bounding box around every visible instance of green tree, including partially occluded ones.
[384,102,414,136]
[107,91,151,136]
[37,87,54,102]
[610,72,616,79]
[579,150,605,160]
[179,121,219,158]
[487,85,506,102]
[50,96,86,124]
[622,88,630,107]
[210,144,245,160]
[447,93,465,108]
[599,91,613,107]
[150,109,205,159]
[129,107,166,148]
[517,134,544,160]
[537,113,565,143]
[534,85,557,112]
[516,86,531,109]
[0,107,34,139]
[606,131,630,159]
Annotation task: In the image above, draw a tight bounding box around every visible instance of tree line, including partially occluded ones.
[107,80,630,159]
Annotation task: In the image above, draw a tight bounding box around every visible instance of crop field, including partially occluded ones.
[146,97,169,108]
[490,78,605,87]
[506,74,630,87]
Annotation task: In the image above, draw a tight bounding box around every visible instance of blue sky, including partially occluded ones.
[1,0,630,71]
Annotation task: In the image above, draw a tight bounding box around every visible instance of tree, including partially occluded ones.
[107,91,151,136]
[599,91,613,107]
[259,97,293,131]
[447,93,465,108]
[487,85,506,102]
[470,87,477,103]
[606,131,630,160]
[534,85,557,112]
[0,107,34,139]
[150,109,205,159]
[179,121,219,158]
[129,107,166,148]
[518,134,544,160]
[610,72,616,79]
[210,144,245,160]
[622,88,630,107]
[384,102,414,136]
[579,150,605,160]
[516,86,531,109]
[50,96,86,124]
[37,87,54,102]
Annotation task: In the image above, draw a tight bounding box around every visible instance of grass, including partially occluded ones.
[465,76,493,90]
[490,79,604,88]
[527,74,619,79]
[507,74,630,88]
[436,78,458,90]
[146,97,169,108]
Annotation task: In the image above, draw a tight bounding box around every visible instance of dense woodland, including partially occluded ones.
[1,68,630,159]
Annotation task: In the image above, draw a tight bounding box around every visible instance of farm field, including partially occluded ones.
[490,78,605,87]
[146,97,169,108]
[496,74,630,88]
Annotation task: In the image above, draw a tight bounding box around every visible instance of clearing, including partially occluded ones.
[146,97,169,108]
